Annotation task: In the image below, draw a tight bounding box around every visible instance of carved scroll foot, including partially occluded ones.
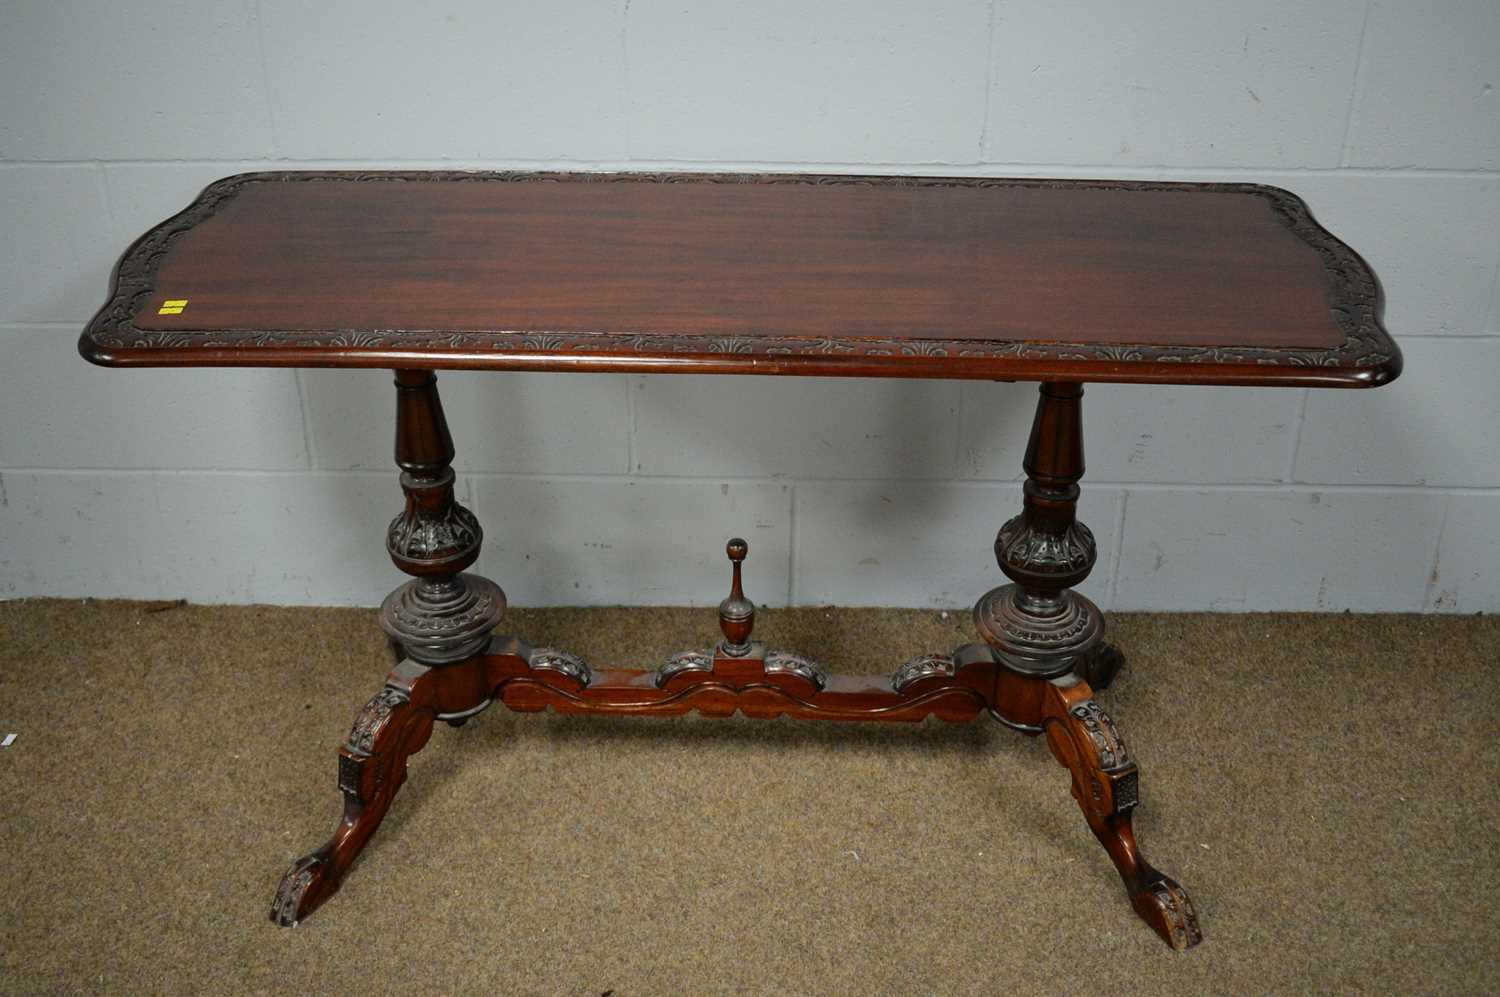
[270,662,440,926]
[270,851,338,928]
[1127,869,1201,951]
[1040,679,1201,950]
[1076,642,1124,690]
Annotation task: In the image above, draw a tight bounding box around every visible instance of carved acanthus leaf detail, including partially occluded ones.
[529,648,592,687]
[657,650,713,687]
[764,649,827,690]
[1070,700,1128,770]
[386,502,481,563]
[1149,879,1203,949]
[270,855,318,927]
[346,686,410,755]
[891,653,956,693]
[1001,614,1092,645]
[996,514,1095,576]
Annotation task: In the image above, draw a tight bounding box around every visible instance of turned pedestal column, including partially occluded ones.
[379,370,505,665]
[975,381,1103,683]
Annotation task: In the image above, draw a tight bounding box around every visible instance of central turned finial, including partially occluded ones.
[718,538,755,656]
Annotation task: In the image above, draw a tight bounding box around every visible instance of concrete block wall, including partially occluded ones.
[2,1,1497,612]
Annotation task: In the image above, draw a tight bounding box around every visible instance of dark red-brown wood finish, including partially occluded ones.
[79,171,1400,950]
[269,372,1200,950]
[80,170,1398,387]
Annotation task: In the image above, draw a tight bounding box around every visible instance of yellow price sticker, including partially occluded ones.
[158,298,188,315]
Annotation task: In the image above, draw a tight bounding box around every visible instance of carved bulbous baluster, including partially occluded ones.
[975,382,1103,678]
[378,371,504,665]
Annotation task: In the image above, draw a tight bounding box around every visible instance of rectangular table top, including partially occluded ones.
[80,171,1399,387]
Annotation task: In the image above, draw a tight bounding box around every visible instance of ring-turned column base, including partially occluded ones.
[379,573,505,666]
[974,584,1103,678]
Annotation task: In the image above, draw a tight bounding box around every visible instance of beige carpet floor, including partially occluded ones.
[0,600,1495,995]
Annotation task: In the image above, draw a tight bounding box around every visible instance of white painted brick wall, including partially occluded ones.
[793,482,1123,610]
[473,477,793,607]
[625,0,993,163]
[2,1,1497,612]
[302,369,632,474]
[983,1,1370,167]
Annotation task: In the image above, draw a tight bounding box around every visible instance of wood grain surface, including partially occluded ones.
[80,171,1400,387]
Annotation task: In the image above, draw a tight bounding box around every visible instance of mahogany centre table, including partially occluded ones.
[80,171,1400,950]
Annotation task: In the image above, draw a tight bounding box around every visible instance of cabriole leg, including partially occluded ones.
[1041,676,1201,949]
[271,662,439,925]
[271,370,503,925]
